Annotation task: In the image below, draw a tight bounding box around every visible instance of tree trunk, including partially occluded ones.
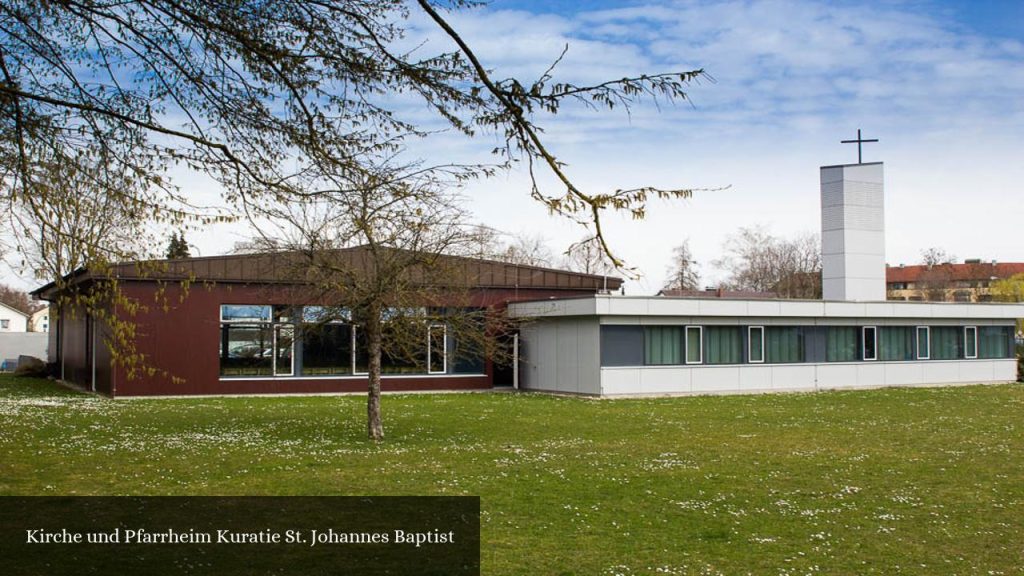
[365,308,384,441]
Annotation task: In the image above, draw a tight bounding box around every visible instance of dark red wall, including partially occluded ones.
[100,281,596,397]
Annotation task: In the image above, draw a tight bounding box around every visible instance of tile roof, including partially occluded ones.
[886,263,1024,283]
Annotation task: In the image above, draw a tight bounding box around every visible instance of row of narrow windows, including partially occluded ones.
[218,305,484,378]
[600,325,1015,367]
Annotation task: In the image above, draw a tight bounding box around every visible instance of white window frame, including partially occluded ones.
[427,324,447,374]
[685,325,703,365]
[273,324,295,377]
[748,326,765,364]
[963,326,978,359]
[916,326,930,360]
[862,326,878,361]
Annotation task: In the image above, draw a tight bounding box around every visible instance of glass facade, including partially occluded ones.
[302,324,353,375]
[220,305,479,378]
[644,326,683,365]
[826,327,858,362]
[705,326,743,365]
[931,327,961,360]
[979,326,1011,359]
[600,323,1013,367]
[880,327,914,361]
[766,327,804,363]
[219,324,274,376]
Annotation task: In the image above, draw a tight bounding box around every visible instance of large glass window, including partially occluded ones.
[880,327,914,361]
[380,322,427,375]
[452,335,487,373]
[645,326,683,365]
[685,326,703,364]
[302,324,353,375]
[381,346,424,374]
[303,306,351,323]
[862,326,877,361]
[766,327,804,363]
[220,305,271,323]
[963,326,978,359]
[826,327,858,362]
[219,324,273,376]
[979,326,1011,359]
[705,326,742,364]
[916,327,930,360]
[930,327,961,360]
[748,326,764,364]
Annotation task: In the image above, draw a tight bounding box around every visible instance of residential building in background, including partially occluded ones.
[886,261,1024,302]
[30,307,49,333]
[0,302,29,332]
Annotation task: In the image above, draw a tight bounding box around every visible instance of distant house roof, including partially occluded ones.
[886,262,1024,284]
[0,301,29,318]
[658,288,778,299]
[32,246,623,300]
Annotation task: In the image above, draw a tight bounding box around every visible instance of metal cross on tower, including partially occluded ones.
[841,129,879,164]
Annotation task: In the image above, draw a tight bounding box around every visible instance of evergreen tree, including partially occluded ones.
[166,232,191,259]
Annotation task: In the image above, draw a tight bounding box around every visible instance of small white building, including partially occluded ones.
[510,296,1020,396]
[30,306,50,332]
[0,302,29,332]
[510,158,1024,396]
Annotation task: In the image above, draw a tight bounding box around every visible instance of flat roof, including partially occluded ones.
[819,161,884,169]
[508,295,1024,320]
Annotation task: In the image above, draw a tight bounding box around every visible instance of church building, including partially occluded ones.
[510,155,1022,396]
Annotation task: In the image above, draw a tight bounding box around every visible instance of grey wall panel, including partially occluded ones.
[600,325,643,367]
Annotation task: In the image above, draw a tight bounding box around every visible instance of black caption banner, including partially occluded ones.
[0,496,480,575]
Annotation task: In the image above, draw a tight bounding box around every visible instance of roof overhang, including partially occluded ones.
[508,295,1024,320]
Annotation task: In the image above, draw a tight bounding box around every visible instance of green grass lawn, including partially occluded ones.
[2,375,1023,575]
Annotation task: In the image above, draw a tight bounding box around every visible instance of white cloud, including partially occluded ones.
[15,0,1017,296]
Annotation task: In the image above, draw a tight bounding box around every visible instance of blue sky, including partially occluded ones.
[10,1,1019,294]
[385,0,1023,293]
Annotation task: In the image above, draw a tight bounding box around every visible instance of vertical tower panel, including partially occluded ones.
[820,163,885,301]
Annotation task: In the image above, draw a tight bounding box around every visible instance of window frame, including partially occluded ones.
[963,326,978,359]
[685,325,703,365]
[748,326,765,364]
[916,326,930,360]
[273,324,295,376]
[862,326,878,361]
[428,324,447,374]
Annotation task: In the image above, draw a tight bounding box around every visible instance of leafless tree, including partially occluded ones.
[662,240,701,292]
[1,0,704,279]
[921,247,957,267]
[0,282,37,314]
[714,226,821,299]
[253,166,512,440]
[913,247,959,301]
[562,236,616,277]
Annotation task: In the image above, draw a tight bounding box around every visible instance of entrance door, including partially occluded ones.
[491,331,518,387]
